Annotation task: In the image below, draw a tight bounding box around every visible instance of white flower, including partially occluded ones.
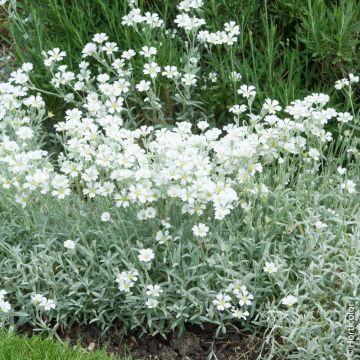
[121,49,136,60]
[340,180,356,194]
[116,270,138,284]
[136,80,151,92]
[0,300,11,313]
[231,283,246,296]
[137,207,157,220]
[138,248,155,263]
[82,43,97,57]
[40,298,56,311]
[209,72,218,83]
[31,293,46,305]
[337,112,353,123]
[334,78,349,90]
[337,167,347,175]
[155,229,172,244]
[0,290,8,300]
[162,65,179,79]
[93,33,108,44]
[349,73,359,84]
[47,48,66,63]
[232,308,249,320]
[102,42,118,55]
[139,46,157,58]
[224,21,240,36]
[181,73,197,86]
[213,293,232,311]
[16,126,34,140]
[143,62,161,78]
[238,291,253,306]
[174,13,205,31]
[63,240,76,250]
[281,295,297,307]
[263,262,278,274]
[143,12,164,28]
[146,284,163,297]
[308,148,320,161]
[197,121,209,131]
[262,99,281,114]
[238,85,256,98]
[178,0,203,12]
[145,298,159,309]
[101,212,111,222]
[64,93,75,102]
[116,270,138,293]
[314,220,327,230]
[230,71,242,81]
[229,104,247,115]
[22,63,33,72]
[192,223,209,237]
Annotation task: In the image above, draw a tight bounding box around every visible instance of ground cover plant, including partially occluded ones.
[0,0,359,359]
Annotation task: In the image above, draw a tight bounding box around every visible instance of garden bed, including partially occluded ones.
[0,1,359,359]
[49,324,263,360]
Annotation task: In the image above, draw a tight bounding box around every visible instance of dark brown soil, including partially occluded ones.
[62,324,263,360]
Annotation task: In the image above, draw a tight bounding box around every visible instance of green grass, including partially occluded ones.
[0,331,127,360]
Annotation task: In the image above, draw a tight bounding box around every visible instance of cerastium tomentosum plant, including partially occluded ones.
[0,0,359,359]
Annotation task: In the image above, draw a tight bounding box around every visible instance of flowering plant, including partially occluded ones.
[0,0,359,358]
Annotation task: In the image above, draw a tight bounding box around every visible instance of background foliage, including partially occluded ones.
[2,0,360,123]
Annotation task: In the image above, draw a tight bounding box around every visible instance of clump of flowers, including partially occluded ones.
[145,284,163,309]
[121,2,164,28]
[116,270,139,293]
[31,294,56,311]
[0,61,54,207]
[212,282,254,321]
[0,0,359,343]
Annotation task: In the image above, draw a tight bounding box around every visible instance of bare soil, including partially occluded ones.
[62,324,263,360]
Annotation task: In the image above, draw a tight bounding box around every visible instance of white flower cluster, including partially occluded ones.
[197,21,240,45]
[64,239,76,250]
[0,290,11,313]
[0,44,357,214]
[213,282,254,320]
[145,284,163,309]
[173,0,240,45]
[31,294,56,311]
[0,64,54,207]
[116,268,162,309]
[177,0,203,12]
[335,73,359,90]
[174,13,206,32]
[122,5,164,28]
[116,270,139,293]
